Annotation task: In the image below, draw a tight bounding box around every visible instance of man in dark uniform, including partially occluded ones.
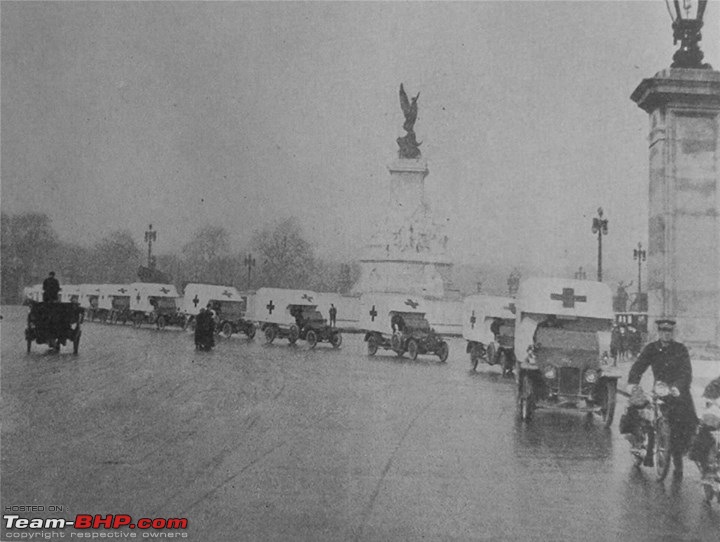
[42,271,60,302]
[627,318,697,480]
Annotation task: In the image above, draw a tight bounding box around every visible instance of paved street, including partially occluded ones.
[2,305,720,542]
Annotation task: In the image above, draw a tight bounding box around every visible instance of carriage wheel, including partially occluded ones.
[407,339,419,360]
[655,417,672,482]
[306,330,318,349]
[367,335,378,356]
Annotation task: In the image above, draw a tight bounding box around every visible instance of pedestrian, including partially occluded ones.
[329,304,337,327]
[42,271,61,303]
[626,318,697,480]
[610,324,621,366]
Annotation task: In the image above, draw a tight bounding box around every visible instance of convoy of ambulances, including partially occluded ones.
[359,293,449,362]
[129,282,181,329]
[514,277,618,425]
[250,287,340,347]
[181,283,255,339]
[462,294,516,375]
[96,284,133,324]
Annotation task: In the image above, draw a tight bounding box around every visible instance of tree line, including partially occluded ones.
[0,212,359,304]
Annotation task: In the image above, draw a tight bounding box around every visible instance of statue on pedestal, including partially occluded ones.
[397,84,422,159]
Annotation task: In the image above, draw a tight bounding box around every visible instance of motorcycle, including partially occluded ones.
[620,381,678,482]
[690,397,720,505]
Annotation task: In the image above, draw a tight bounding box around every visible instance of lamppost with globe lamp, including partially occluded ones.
[591,208,608,282]
[633,242,647,311]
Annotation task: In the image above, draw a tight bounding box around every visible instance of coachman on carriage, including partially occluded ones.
[25,300,84,354]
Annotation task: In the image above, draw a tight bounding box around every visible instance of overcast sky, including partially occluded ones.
[2,1,719,283]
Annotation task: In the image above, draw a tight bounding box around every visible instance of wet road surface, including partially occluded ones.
[2,306,720,541]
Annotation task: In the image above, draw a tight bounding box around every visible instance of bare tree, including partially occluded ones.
[251,217,314,289]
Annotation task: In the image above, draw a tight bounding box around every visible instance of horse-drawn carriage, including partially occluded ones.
[25,301,84,354]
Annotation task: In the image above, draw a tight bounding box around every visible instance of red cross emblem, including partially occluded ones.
[266,300,275,314]
[470,310,476,329]
[405,298,419,309]
[222,290,233,298]
[550,288,587,308]
[369,305,378,322]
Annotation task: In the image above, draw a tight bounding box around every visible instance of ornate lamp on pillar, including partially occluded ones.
[666,0,712,69]
[591,208,608,282]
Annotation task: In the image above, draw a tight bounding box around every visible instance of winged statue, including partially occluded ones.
[397,83,422,159]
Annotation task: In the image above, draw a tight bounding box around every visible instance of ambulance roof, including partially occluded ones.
[359,293,428,314]
[463,294,516,319]
[99,284,133,296]
[517,277,613,320]
[183,283,242,301]
[130,282,179,297]
[254,287,319,307]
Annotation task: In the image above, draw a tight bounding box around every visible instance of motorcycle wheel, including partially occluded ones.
[655,417,672,482]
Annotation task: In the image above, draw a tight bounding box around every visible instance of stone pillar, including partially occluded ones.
[631,68,720,346]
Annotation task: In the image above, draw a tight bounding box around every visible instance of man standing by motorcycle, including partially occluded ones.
[627,319,697,480]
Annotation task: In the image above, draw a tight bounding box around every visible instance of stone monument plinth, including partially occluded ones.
[631,68,720,346]
[352,157,453,299]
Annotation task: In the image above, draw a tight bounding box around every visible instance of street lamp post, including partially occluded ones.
[633,241,647,309]
[591,207,609,282]
[666,0,711,69]
[144,224,157,269]
[244,254,256,285]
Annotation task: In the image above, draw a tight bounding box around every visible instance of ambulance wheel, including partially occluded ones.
[330,333,342,348]
[156,316,166,330]
[470,344,480,371]
[288,324,300,344]
[245,324,256,340]
[486,342,497,365]
[264,326,276,344]
[133,313,144,327]
[222,322,233,338]
[367,335,378,356]
[407,339,419,360]
[391,332,402,351]
[518,373,535,421]
[437,341,449,363]
[306,330,318,349]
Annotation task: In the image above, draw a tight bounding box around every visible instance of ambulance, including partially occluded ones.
[78,284,103,320]
[22,284,43,304]
[181,283,255,339]
[462,294,516,375]
[514,277,618,425]
[129,282,181,329]
[96,284,133,324]
[250,287,340,347]
[58,285,82,304]
[358,293,449,362]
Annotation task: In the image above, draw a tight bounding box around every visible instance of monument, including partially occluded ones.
[352,84,454,299]
[631,0,720,346]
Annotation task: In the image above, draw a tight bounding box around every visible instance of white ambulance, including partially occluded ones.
[129,282,180,329]
[96,284,133,324]
[78,284,103,320]
[250,287,340,347]
[462,294,516,375]
[22,284,43,304]
[358,293,449,362]
[514,277,618,425]
[181,283,255,338]
[59,285,82,304]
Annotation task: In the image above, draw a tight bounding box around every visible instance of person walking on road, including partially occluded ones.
[627,318,697,480]
[329,304,337,327]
